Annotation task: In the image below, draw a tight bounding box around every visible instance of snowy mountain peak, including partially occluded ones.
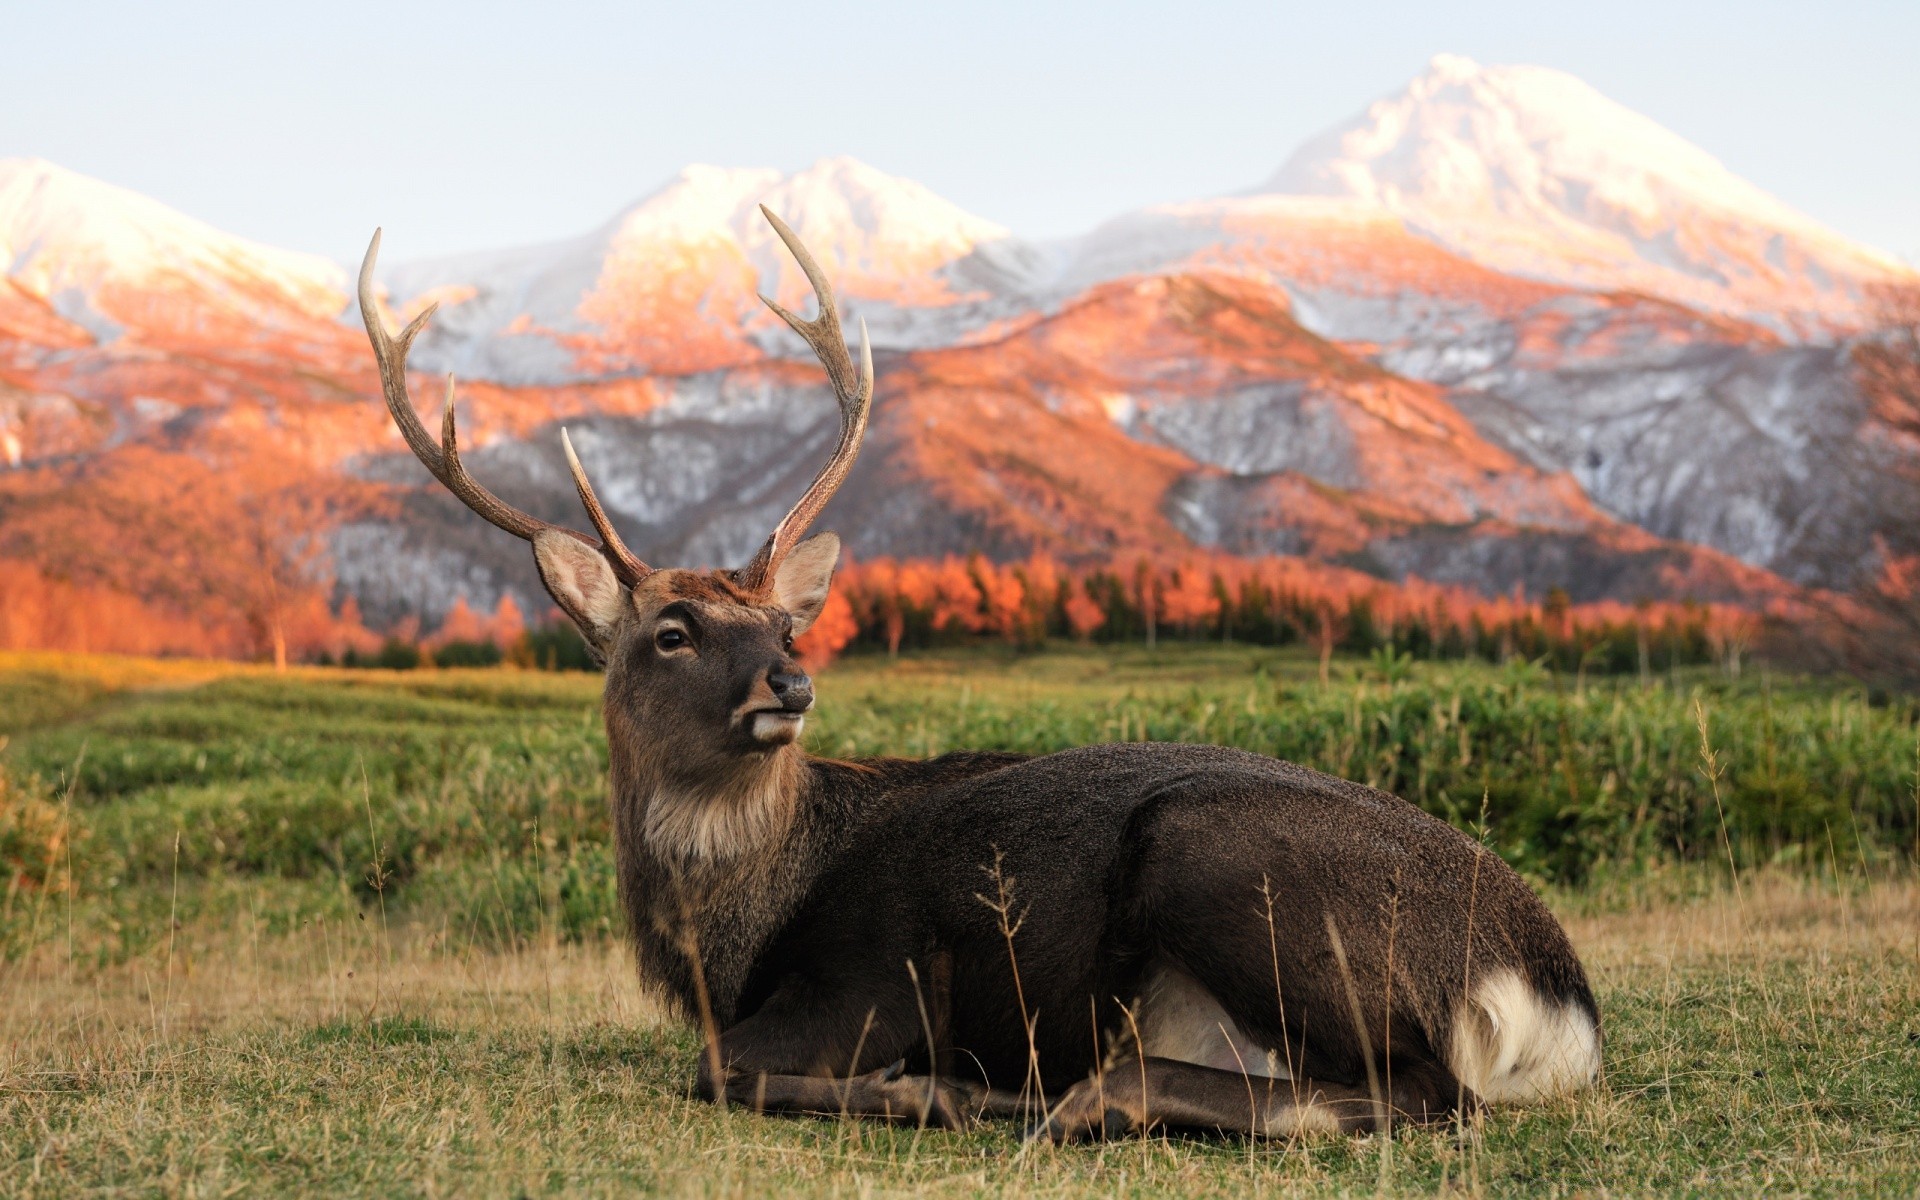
[1276,55,1794,222]
[382,157,1018,382]
[1263,56,1909,329]
[601,164,786,243]
[764,155,1013,251]
[0,158,347,339]
[1423,52,1480,80]
[596,156,1009,278]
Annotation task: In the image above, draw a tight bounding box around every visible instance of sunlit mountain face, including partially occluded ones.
[1262,54,1907,336]
[1,54,1914,652]
[377,157,1031,384]
[0,158,349,346]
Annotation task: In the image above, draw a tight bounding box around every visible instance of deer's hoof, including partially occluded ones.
[1024,1081,1137,1144]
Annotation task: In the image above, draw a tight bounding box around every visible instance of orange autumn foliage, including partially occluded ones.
[1063,584,1107,641]
[0,558,374,660]
[794,589,858,667]
[425,595,528,652]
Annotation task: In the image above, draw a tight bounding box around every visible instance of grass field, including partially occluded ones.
[3,645,1919,1196]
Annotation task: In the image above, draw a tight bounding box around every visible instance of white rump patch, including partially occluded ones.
[1446,968,1600,1104]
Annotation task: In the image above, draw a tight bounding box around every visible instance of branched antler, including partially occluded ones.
[361,209,871,595]
[358,229,650,585]
[735,206,874,593]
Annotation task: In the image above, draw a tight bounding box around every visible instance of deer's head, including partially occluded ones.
[359,209,870,783]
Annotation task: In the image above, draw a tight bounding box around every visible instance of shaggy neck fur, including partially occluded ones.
[639,747,808,866]
[606,722,826,1026]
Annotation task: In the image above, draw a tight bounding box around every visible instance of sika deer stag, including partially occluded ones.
[358,210,1600,1140]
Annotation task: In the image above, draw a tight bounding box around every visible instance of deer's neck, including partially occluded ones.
[607,737,830,1024]
[637,748,808,865]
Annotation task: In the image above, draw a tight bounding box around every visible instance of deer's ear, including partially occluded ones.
[772,532,840,636]
[532,530,627,650]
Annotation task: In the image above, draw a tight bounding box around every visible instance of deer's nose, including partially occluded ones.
[768,671,814,712]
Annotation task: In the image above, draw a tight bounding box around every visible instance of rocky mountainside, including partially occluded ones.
[1042,196,1916,588]
[2,58,1913,645]
[335,268,1792,628]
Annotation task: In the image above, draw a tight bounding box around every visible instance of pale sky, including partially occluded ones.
[4,0,1916,265]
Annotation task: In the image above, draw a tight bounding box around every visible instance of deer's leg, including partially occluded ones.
[699,1057,986,1129]
[957,1082,1047,1120]
[703,1065,1029,1127]
[692,955,1013,1130]
[1028,1056,1462,1143]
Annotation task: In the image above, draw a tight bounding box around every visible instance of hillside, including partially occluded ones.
[1,58,1914,657]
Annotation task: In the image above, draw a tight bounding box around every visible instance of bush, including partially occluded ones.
[0,759,78,897]
[516,622,596,671]
[433,640,503,668]
[0,757,86,958]
[341,639,424,670]
[373,639,423,670]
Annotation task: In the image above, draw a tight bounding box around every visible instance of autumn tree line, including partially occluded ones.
[821,553,1754,676]
[0,546,1762,676]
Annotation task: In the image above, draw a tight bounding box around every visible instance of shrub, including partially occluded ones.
[0,757,78,898]
[433,640,503,668]
[0,754,86,958]
[516,622,597,671]
[341,639,424,670]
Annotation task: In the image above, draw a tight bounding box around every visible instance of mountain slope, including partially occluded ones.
[1048,183,1913,591]
[1262,54,1910,333]
[380,157,1034,384]
[330,269,1788,627]
[0,158,348,347]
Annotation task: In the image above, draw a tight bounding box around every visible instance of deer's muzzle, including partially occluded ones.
[768,672,813,713]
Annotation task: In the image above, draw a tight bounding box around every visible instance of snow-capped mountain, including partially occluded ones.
[5,50,1917,648]
[1031,188,1918,586]
[1261,54,1909,333]
[382,157,1038,384]
[0,158,347,345]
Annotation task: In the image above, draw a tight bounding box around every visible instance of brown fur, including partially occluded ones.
[561,563,1601,1141]
[599,569,816,1023]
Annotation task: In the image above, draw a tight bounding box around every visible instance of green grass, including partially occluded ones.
[3,645,1919,1196]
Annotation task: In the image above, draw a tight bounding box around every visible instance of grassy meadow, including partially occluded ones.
[3,644,1919,1196]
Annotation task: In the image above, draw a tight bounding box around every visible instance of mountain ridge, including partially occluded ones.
[2,58,1914,652]
[1260,54,1909,332]
[377,157,1027,383]
[0,157,348,345]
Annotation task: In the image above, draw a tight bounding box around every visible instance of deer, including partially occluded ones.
[357,209,1601,1142]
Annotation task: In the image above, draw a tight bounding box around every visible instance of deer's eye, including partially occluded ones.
[655,627,690,652]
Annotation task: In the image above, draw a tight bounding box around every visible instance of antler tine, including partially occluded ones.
[756,206,863,403]
[360,230,546,541]
[360,230,649,580]
[738,208,875,592]
[561,428,649,583]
